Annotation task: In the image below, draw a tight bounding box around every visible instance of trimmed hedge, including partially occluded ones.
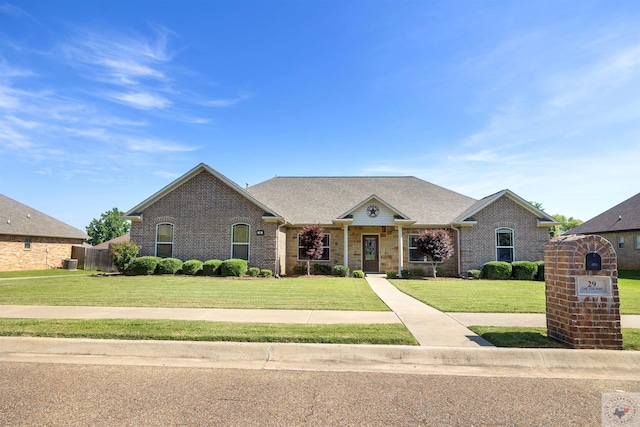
[248,267,260,277]
[467,269,481,279]
[481,261,512,280]
[182,260,203,276]
[292,265,307,275]
[410,267,426,278]
[401,269,413,279]
[203,259,223,276]
[511,261,538,281]
[535,261,545,281]
[130,256,160,276]
[386,271,398,279]
[313,263,333,275]
[221,259,248,277]
[352,270,365,278]
[259,269,273,278]
[333,265,350,277]
[157,258,183,275]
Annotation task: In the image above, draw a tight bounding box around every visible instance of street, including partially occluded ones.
[1,362,639,426]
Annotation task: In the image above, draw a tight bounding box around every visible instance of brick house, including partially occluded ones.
[123,163,558,276]
[566,192,640,270]
[0,194,89,271]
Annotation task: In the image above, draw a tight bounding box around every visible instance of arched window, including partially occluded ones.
[156,223,174,258]
[496,228,514,262]
[232,224,250,260]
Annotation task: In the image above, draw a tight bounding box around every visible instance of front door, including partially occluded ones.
[362,235,379,272]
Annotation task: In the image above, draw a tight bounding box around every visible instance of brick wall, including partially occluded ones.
[0,234,81,271]
[130,171,278,271]
[544,234,622,350]
[459,196,551,273]
[587,231,640,270]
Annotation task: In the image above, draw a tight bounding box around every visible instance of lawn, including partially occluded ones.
[0,319,417,345]
[0,269,97,278]
[391,270,640,314]
[0,275,389,311]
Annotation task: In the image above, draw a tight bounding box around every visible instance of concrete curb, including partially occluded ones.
[2,337,640,378]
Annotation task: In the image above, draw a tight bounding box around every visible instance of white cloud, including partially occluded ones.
[202,91,253,107]
[124,137,198,153]
[106,91,172,110]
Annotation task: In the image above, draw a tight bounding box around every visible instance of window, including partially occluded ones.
[636,236,640,250]
[618,237,625,250]
[24,237,32,250]
[232,224,250,260]
[297,234,330,261]
[408,234,427,262]
[156,223,174,258]
[496,228,514,262]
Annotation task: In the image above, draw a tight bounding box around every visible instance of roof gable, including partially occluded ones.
[0,194,88,240]
[123,163,281,220]
[567,192,640,234]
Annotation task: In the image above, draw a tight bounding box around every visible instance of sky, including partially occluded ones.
[1,0,639,231]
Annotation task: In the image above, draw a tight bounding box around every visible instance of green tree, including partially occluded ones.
[86,208,131,246]
[528,201,582,237]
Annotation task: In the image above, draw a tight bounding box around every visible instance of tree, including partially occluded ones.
[299,225,324,275]
[86,208,131,246]
[528,201,582,237]
[414,229,454,278]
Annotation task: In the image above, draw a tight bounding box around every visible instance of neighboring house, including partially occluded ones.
[566,192,640,270]
[93,233,131,250]
[0,194,89,271]
[123,163,558,276]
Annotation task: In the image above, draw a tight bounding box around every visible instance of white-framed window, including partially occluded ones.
[24,237,32,250]
[156,223,174,258]
[232,224,250,261]
[496,228,514,262]
[297,234,330,261]
[408,234,427,262]
[618,237,625,249]
[635,235,640,250]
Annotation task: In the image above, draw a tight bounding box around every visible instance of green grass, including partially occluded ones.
[0,269,97,278]
[391,270,640,314]
[469,326,640,351]
[0,275,389,311]
[0,319,417,345]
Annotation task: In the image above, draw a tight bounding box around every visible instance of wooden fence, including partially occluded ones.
[71,246,117,272]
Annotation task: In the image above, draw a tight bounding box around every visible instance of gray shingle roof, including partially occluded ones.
[0,194,88,240]
[246,176,478,225]
[567,192,640,234]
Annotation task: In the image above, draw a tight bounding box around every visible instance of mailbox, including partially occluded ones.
[585,252,602,271]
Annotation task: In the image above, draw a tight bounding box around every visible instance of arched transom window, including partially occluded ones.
[496,227,514,262]
[232,224,250,261]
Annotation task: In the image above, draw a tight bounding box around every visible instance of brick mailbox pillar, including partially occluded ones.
[544,234,622,350]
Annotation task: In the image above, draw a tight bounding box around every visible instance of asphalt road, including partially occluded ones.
[1,362,639,426]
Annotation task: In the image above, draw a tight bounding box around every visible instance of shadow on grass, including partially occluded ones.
[468,327,568,348]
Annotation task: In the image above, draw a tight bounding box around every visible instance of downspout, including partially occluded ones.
[451,225,461,277]
[276,221,286,277]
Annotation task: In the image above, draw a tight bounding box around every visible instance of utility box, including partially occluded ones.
[544,234,622,350]
[63,258,78,270]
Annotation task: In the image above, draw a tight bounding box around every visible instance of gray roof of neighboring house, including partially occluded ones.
[93,233,130,249]
[567,192,640,234]
[246,176,478,225]
[0,194,89,240]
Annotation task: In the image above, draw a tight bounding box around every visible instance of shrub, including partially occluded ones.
[333,265,349,277]
[203,259,223,276]
[352,270,365,278]
[313,263,333,275]
[259,269,273,278]
[481,261,512,280]
[110,241,141,274]
[386,271,398,279]
[467,269,481,279]
[511,261,538,280]
[221,259,248,277]
[535,261,545,281]
[130,256,160,276]
[182,259,204,276]
[410,267,426,278]
[292,265,307,275]
[248,267,260,277]
[436,266,448,277]
[401,269,413,279]
[157,258,183,275]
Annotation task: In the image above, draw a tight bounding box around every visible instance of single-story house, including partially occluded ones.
[93,233,131,250]
[566,192,640,270]
[124,164,557,276]
[0,194,89,271]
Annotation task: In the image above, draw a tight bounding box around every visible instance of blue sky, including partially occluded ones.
[1,0,639,231]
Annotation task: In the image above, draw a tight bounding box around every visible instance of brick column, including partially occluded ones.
[544,234,622,350]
